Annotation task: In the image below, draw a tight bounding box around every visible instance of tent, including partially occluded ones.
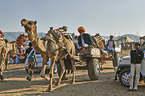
[115,36,134,49]
[115,36,134,43]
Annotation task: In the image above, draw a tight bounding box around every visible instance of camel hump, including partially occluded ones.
[52,28,72,40]
[41,36,56,44]
[92,35,104,43]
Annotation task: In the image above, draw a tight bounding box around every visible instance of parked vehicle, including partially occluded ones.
[114,55,145,87]
[25,50,57,74]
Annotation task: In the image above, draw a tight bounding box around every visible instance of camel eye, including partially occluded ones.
[28,22,32,25]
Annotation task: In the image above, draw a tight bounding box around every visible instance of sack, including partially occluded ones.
[82,47,101,58]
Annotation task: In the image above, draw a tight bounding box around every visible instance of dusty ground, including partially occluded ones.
[0,50,145,96]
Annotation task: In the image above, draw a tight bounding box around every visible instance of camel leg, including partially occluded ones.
[5,58,8,70]
[47,56,57,92]
[0,56,4,81]
[0,47,7,81]
[55,59,65,86]
[71,59,76,84]
[40,58,50,82]
[65,69,72,79]
[0,72,4,82]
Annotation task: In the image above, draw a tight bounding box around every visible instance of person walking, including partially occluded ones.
[25,42,36,81]
[128,43,144,91]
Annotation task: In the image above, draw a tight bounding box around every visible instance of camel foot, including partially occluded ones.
[0,75,4,81]
[26,76,32,81]
[55,82,60,86]
[71,81,75,84]
[46,87,53,92]
[62,76,68,80]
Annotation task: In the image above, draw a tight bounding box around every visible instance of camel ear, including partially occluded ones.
[34,20,37,25]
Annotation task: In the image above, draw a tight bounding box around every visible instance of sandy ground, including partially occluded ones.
[0,50,145,96]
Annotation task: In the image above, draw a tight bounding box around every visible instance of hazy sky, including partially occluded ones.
[0,0,145,36]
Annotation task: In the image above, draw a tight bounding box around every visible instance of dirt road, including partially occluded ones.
[0,61,145,96]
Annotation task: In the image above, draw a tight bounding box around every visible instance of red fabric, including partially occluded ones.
[17,35,24,54]
[17,36,24,45]
[0,30,4,38]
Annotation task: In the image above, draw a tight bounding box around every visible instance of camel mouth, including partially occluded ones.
[24,28,30,33]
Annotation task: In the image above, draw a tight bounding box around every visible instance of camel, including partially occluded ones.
[0,39,16,81]
[21,19,76,92]
[92,33,107,69]
[92,33,105,50]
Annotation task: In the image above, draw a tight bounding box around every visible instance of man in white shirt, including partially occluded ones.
[106,35,116,58]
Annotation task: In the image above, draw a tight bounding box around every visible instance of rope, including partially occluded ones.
[0,45,6,50]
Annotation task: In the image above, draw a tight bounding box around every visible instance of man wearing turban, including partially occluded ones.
[77,27,93,55]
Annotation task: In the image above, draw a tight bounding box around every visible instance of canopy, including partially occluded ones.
[115,36,134,43]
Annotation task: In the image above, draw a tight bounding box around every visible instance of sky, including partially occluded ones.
[0,0,145,36]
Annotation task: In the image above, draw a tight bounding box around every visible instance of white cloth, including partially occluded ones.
[81,35,88,47]
[129,64,141,89]
[106,40,116,50]
[141,58,145,75]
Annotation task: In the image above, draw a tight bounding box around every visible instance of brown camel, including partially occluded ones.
[92,33,107,69]
[0,39,17,81]
[21,19,76,92]
[92,33,105,49]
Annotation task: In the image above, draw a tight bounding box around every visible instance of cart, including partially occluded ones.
[57,47,101,80]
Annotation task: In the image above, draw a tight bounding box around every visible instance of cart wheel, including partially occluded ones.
[88,58,100,80]
[113,52,120,67]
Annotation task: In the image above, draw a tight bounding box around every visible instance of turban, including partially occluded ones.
[78,27,85,32]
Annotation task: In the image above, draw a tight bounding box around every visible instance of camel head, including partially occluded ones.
[21,19,37,35]
[20,34,29,42]
[21,19,38,41]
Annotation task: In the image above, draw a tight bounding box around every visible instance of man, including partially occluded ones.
[129,43,144,91]
[17,34,24,55]
[25,42,36,81]
[62,26,73,40]
[106,35,116,58]
[77,26,93,55]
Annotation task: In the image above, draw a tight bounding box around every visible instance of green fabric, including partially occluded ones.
[28,50,34,61]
